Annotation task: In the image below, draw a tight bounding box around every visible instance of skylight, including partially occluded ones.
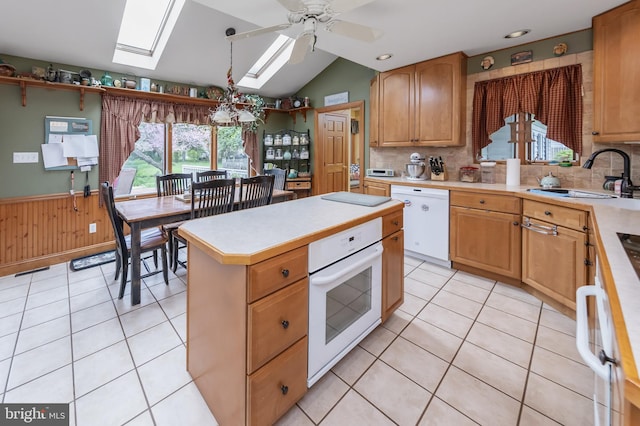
[113,0,185,70]
[238,35,294,90]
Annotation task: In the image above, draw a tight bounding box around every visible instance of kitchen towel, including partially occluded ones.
[506,158,520,186]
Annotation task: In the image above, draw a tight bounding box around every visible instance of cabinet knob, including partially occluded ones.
[281,268,290,278]
[479,199,485,204]
[592,131,600,136]
[392,220,399,226]
[281,385,289,395]
[281,320,289,329]
[392,236,399,241]
[512,221,519,226]
[544,210,552,216]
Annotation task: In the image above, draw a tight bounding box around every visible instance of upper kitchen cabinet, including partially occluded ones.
[593,0,640,143]
[376,52,467,147]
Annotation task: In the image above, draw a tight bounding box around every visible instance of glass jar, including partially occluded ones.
[283,149,292,160]
[292,148,300,159]
[282,134,292,145]
[300,134,309,145]
[275,148,283,159]
[100,72,113,87]
[265,147,275,160]
[459,166,479,183]
[264,134,273,145]
[292,135,299,145]
[274,134,283,145]
[300,146,309,159]
[480,161,496,184]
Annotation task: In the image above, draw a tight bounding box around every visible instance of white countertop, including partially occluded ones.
[178,194,404,265]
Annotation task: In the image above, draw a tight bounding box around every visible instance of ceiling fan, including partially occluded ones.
[226,0,382,64]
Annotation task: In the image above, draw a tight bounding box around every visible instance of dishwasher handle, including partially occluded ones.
[521,217,558,236]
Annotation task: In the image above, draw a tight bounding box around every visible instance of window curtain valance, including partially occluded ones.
[472,64,583,157]
[99,94,213,188]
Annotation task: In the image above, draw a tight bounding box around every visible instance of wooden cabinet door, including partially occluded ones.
[382,230,404,322]
[414,52,466,146]
[379,64,415,146]
[369,75,379,147]
[593,0,640,142]
[522,219,587,311]
[363,180,390,196]
[450,207,521,279]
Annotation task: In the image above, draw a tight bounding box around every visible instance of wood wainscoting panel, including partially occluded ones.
[0,192,113,276]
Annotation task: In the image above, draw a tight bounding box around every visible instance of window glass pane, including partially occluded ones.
[481,115,517,160]
[171,123,212,176]
[120,122,166,194]
[217,127,249,178]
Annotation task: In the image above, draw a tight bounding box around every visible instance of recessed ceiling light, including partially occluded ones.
[504,29,530,39]
[376,53,392,61]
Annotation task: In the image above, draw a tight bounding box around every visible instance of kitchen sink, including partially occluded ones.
[527,188,616,199]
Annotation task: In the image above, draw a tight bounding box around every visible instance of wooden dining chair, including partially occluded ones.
[156,173,193,196]
[101,182,169,299]
[264,167,287,191]
[156,173,193,269]
[170,178,236,271]
[238,175,275,210]
[196,170,228,182]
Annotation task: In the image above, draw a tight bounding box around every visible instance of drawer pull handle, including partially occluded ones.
[281,385,289,395]
[281,320,289,329]
[544,210,552,216]
[479,199,485,204]
[281,268,290,278]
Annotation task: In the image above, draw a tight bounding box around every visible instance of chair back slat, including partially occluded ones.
[191,178,236,218]
[264,167,287,190]
[101,182,127,253]
[238,175,275,210]
[156,173,192,196]
[196,170,228,182]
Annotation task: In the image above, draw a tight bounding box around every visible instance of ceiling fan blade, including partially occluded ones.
[226,23,292,41]
[277,0,305,12]
[325,20,382,42]
[329,0,377,14]
[289,32,314,64]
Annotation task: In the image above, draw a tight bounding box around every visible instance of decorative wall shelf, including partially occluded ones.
[0,75,104,111]
[263,106,312,124]
[102,86,223,107]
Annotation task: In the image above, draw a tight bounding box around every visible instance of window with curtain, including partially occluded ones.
[472,64,583,162]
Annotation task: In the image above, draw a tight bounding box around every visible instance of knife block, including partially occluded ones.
[431,166,448,181]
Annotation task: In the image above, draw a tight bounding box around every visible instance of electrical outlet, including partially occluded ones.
[89,223,97,234]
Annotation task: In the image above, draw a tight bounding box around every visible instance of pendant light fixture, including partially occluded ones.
[210,28,257,128]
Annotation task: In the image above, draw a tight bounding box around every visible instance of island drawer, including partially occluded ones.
[247,279,308,373]
[450,191,521,214]
[287,180,311,190]
[523,200,588,231]
[247,337,307,426]
[248,246,308,303]
[382,210,403,237]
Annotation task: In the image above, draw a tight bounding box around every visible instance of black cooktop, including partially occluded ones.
[618,233,640,279]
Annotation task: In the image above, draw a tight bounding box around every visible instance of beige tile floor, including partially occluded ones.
[0,255,597,425]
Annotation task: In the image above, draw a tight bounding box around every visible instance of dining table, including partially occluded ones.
[115,188,294,305]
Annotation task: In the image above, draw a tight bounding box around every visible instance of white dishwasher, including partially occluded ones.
[391,185,450,267]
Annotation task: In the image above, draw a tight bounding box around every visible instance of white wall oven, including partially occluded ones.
[307,218,383,387]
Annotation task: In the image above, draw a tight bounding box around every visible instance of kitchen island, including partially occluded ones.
[178,194,404,425]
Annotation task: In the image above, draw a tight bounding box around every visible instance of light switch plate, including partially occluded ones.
[13,152,39,163]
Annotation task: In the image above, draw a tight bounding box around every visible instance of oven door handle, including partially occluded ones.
[576,285,610,380]
[310,245,384,286]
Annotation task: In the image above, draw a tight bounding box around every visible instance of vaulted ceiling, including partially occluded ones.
[0,0,627,98]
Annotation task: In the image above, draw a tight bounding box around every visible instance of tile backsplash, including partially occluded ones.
[370,51,640,191]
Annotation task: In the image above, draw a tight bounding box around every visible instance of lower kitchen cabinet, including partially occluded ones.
[521,200,590,312]
[382,229,404,322]
[450,191,522,280]
[363,179,390,196]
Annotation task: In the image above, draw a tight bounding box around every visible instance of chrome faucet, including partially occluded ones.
[582,148,638,198]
